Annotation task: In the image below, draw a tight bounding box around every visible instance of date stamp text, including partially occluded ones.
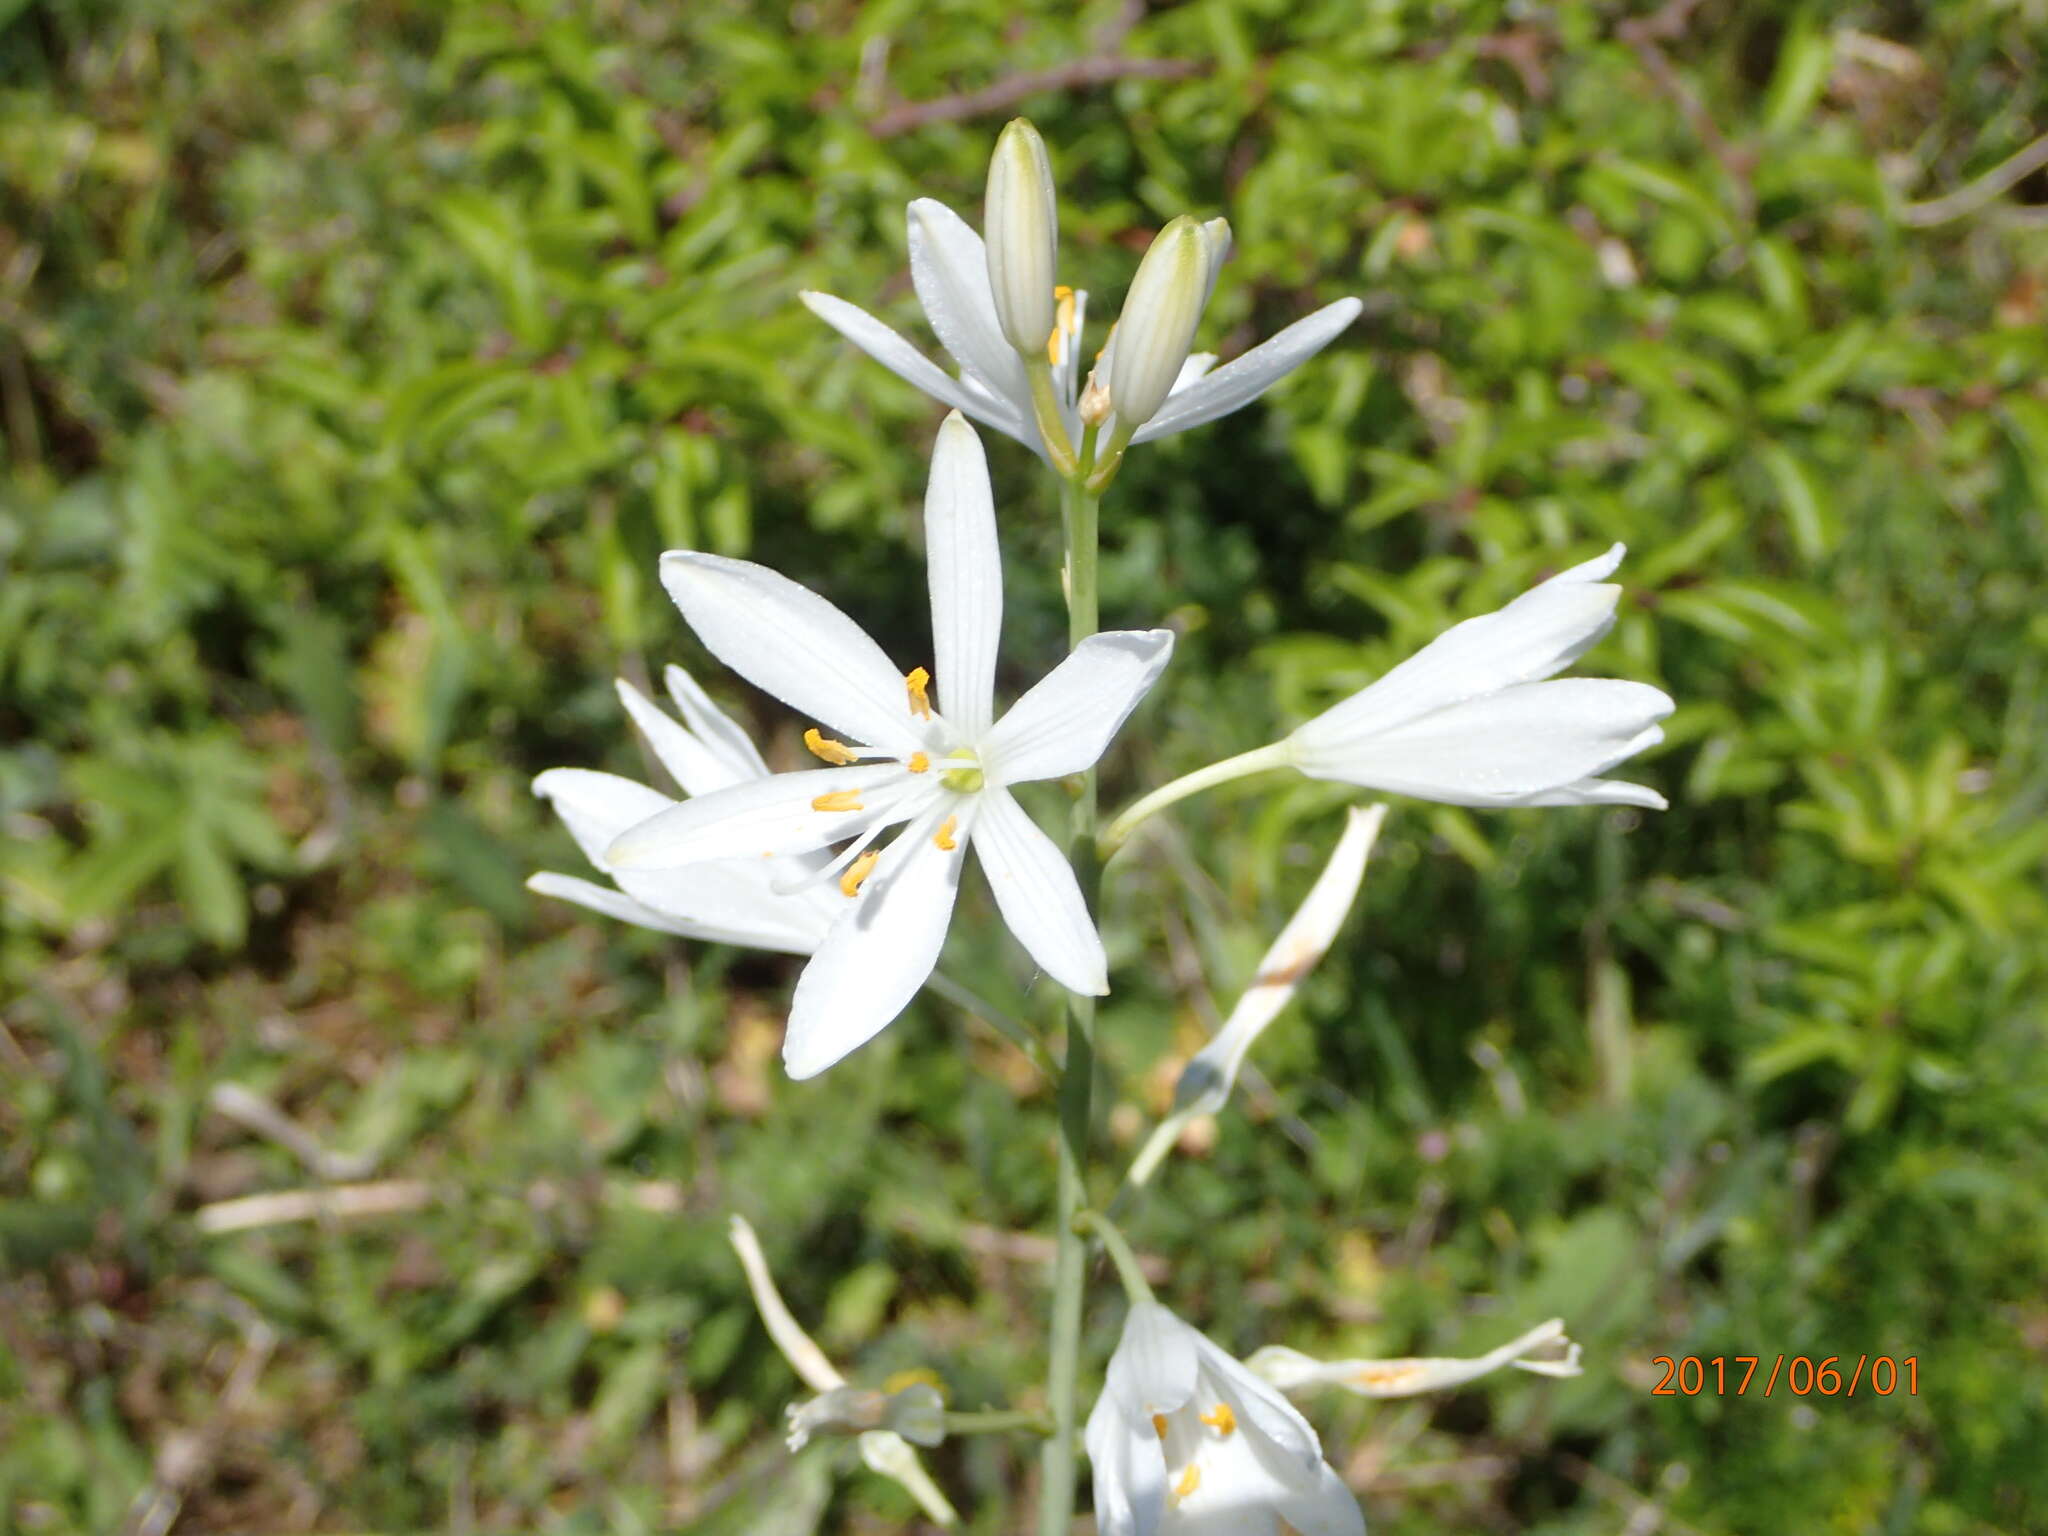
[1650,1355,1918,1397]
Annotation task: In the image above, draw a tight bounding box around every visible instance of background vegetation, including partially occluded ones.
[5,1,2046,1531]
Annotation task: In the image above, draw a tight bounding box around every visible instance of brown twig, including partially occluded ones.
[1616,1,1755,225]
[871,56,1208,138]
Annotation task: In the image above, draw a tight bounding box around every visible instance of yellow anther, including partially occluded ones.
[905,667,932,719]
[1171,1463,1201,1504]
[1048,284,1076,366]
[933,815,959,852]
[804,728,857,765]
[811,790,864,812]
[839,851,880,898]
[907,752,930,773]
[1151,1413,1168,1441]
[1198,1402,1235,1436]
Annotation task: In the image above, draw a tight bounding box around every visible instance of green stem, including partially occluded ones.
[1026,358,1079,477]
[944,1406,1056,1437]
[928,969,1051,1078]
[1098,741,1293,854]
[1039,473,1102,1536]
[1072,1210,1155,1306]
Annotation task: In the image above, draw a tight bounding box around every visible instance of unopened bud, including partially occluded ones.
[1107,216,1211,428]
[985,119,1059,355]
[1197,217,1232,308]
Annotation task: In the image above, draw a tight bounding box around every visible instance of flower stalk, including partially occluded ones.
[1039,466,1104,1536]
[1100,741,1294,853]
[1073,1209,1155,1306]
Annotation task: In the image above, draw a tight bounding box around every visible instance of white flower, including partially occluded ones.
[1086,1302,1364,1536]
[800,140,1360,466]
[1127,804,1386,1188]
[1249,1317,1583,1398]
[606,413,1174,1078]
[528,667,838,954]
[1285,544,1674,809]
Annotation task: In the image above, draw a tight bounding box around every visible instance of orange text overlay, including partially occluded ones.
[1650,1356,1918,1398]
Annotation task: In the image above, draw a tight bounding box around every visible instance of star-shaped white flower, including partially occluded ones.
[800,162,1360,466]
[1286,544,1675,808]
[1087,1302,1365,1536]
[529,666,838,954]
[607,413,1174,1078]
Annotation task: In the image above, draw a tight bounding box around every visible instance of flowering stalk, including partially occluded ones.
[1040,467,1103,1536]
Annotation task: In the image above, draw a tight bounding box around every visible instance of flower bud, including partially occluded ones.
[1197,216,1232,308]
[985,118,1059,356]
[1107,215,1211,428]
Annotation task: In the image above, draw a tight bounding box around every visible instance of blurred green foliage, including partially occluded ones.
[4,1,2047,1532]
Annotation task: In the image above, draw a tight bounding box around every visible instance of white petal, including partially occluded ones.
[1290,678,1673,806]
[925,414,1001,740]
[971,787,1106,994]
[782,804,973,1078]
[906,199,1034,408]
[659,553,927,755]
[605,764,914,868]
[529,869,827,955]
[1192,1334,1323,1475]
[615,678,735,799]
[1085,1393,1164,1536]
[1292,547,1628,749]
[1175,804,1385,1117]
[1132,298,1362,443]
[612,859,837,954]
[982,629,1175,786]
[1167,351,1217,392]
[1272,1463,1367,1536]
[1107,1303,1201,1420]
[527,872,694,936]
[1515,774,1669,810]
[799,290,1030,442]
[533,768,673,868]
[1050,287,1089,419]
[664,664,770,785]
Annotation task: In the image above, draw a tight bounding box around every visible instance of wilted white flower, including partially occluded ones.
[606,414,1173,1077]
[529,668,838,953]
[801,120,1360,470]
[1086,1302,1364,1536]
[1249,1317,1583,1398]
[1127,803,1386,1188]
[1286,545,1674,808]
[727,1217,957,1525]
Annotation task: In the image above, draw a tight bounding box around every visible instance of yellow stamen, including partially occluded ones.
[1198,1402,1235,1436]
[811,790,864,812]
[839,851,880,897]
[1171,1463,1201,1504]
[905,667,932,719]
[1151,1413,1168,1441]
[1048,284,1076,366]
[933,815,959,852]
[804,728,857,765]
[907,752,930,773]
